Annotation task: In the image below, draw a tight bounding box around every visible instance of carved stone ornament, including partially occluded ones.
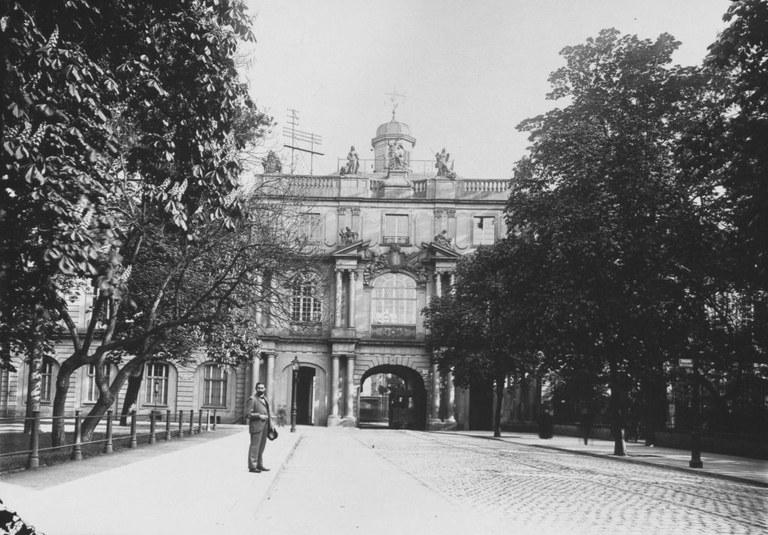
[363,244,427,287]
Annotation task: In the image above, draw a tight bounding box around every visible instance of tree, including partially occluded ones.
[705,0,768,291]
[510,29,716,454]
[1,0,280,445]
[424,242,539,437]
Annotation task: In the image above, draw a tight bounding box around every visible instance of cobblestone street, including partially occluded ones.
[257,429,767,535]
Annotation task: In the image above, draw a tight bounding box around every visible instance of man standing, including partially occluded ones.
[245,382,272,473]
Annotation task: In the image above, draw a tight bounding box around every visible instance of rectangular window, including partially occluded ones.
[473,216,495,245]
[203,366,227,407]
[86,364,111,402]
[40,360,53,403]
[384,214,409,244]
[145,363,169,405]
[299,213,322,243]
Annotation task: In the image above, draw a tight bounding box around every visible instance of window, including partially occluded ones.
[86,363,111,403]
[145,362,169,405]
[202,365,227,407]
[473,216,495,245]
[40,359,54,403]
[299,213,322,243]
[384,214,409,245]
[292,273,322,323]
[372,273,417,325]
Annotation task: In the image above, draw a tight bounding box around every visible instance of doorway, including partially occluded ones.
[296,366,315,425]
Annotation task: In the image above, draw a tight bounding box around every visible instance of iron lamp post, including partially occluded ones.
[291,357,299,432]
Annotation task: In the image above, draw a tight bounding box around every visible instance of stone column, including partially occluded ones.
[330,355,340,418]
[431,362,440,421]
[446,369,456,423]
[335,269,343,328]
[266,353,275,408]
[435,272,442,298]
[449,273,456,295]
[351,207,361,237]
[344,355,356,420]
[348,269,357,328]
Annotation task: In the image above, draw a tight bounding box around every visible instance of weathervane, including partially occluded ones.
[386,87,406,120]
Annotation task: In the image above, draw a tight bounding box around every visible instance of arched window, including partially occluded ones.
[145,362,169,405]
[292,273,322,323]
[372,273,417,325]
[202,364,227,407]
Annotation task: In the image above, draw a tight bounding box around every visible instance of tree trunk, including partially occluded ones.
[608,358,627,456]
[641,371,666,446]
[23,305,45,433]
[120,366,144,426]
[51,352,87,447]
[82,358,144,439]
[493,375,504,438]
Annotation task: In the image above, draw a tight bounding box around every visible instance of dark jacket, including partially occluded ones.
[245,394,271,434]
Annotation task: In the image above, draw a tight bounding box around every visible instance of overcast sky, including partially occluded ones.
[243,0,732,178]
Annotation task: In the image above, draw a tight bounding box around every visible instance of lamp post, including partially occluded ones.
[291,357,299,433]
[679,356,703,468]
[153,379,160,416]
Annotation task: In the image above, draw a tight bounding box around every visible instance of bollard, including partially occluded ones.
[149,410,156,444]
[205,409,210,432]
[178,409,184,438]
[197,409,202,434]
[27,411,40,470]
[189,409,194,435]
[105,409,114,454]
[72,410,83,460]
[129,409,137,448]
[212,409,217,431]
[165,409,172,440]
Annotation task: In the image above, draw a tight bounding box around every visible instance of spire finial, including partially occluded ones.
[386,87,406,121]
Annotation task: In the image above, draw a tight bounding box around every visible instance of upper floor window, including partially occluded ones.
[202,365,227,407]
[86,363,111,403]
[292,273,322,323]
[384,214,409,245]
[40,358,54,403]
[473,216,495,245]
[372,273,417,325]
[299,213,322,243]
[145,362,169,405]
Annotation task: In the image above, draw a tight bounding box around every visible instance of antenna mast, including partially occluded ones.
[283,109,324,175]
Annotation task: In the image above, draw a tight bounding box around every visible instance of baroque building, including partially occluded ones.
[1,116,537,431]
[248,115,513,430]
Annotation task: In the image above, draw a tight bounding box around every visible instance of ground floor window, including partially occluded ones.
[202,365,227,407]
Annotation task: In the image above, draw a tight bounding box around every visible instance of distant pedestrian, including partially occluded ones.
[579,407,594,445]
[538,407,554,439]
[277,405,287,428]
[245,382,272,473]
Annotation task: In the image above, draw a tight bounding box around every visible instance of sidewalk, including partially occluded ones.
[441,430,768,487]
[0,424,302,535]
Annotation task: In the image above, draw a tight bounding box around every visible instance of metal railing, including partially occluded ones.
[0,408,218,472]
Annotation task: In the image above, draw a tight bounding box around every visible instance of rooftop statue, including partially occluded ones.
[346,145,360,174]
[435,148,456,179]
[262,150,283,174]
[388,140,408,171]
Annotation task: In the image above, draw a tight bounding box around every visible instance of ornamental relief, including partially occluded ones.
[362,244,428,287]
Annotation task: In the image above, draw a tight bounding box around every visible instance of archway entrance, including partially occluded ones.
[359,365,427,430]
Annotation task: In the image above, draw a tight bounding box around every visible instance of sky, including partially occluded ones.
[242,0,732,178]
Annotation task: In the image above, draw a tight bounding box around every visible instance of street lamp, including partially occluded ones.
[153,379,160,416]
[290,357,300,433]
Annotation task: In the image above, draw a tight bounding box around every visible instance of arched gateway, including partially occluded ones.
[359,364,427,430]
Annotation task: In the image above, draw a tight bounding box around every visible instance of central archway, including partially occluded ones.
[359,364,427,430]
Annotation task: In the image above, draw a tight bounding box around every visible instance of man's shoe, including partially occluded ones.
[256,466,270,472]
[249,468,261,473]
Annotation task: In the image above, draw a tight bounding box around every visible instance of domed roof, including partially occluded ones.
[376,119,411,137]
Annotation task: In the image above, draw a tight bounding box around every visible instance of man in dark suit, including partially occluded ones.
[245,382,272,473]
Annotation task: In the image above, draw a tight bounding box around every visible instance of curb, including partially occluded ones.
[437,431,768,488]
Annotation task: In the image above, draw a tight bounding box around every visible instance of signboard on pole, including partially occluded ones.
[678,358,693,368]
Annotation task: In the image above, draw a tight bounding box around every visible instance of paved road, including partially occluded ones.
[257,429,767,535]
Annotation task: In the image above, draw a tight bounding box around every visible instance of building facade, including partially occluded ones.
[1,117,534,431]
